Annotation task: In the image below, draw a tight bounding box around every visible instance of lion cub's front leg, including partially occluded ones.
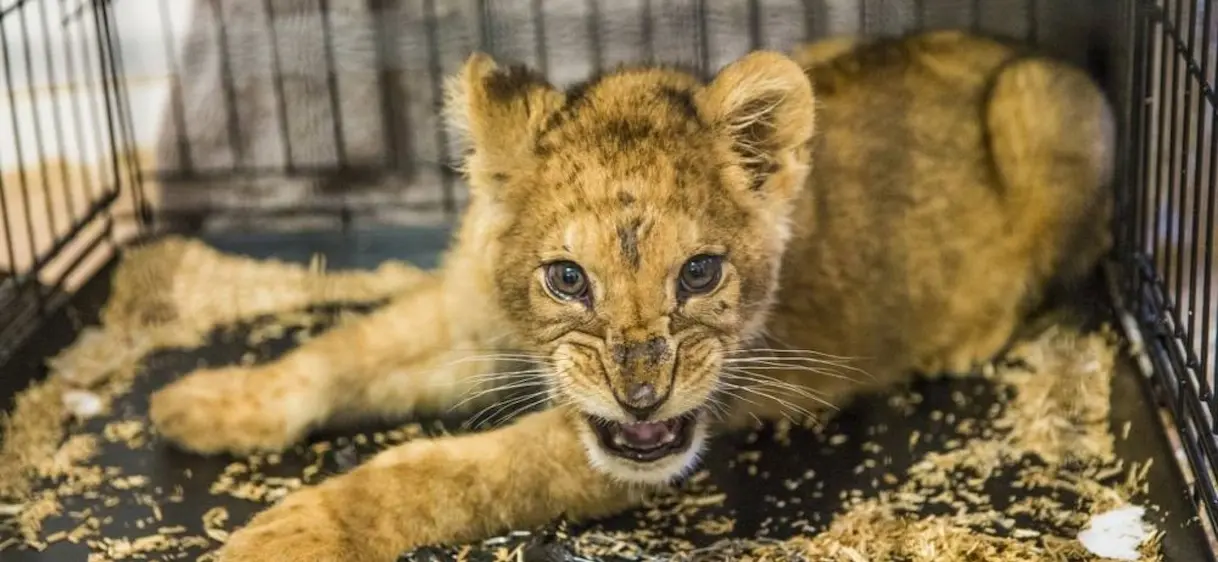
[215,407,641,562]
[150,273,505,455]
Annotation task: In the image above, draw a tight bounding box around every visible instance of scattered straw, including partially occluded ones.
[0,237,1176,561]
[0,236,426,507]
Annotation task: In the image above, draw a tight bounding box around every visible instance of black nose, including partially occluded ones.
[619,382,663,420]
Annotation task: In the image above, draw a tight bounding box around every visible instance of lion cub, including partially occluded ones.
[148,30,1114,561]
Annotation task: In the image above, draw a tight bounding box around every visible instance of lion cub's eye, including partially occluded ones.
[679,255,724,296]
[544,261,590,301]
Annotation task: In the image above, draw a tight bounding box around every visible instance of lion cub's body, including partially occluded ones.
[148,31,1115,561]
[762,33,1113,409]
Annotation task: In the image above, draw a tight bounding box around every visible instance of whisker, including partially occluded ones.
[459,368,552,385]
[723,359,873,382]
[467,389,552,429]
[445,353,554,365]
[718,381,819,422]
[480,392,555,429]
[466,368,570,429]
[725,348,859,361]
[724,353,867,370]
[715,385,797,426]
[424,368,551,389]
[722,370,840,412]
[448,377,547,412]
[722,368,828,398]
[702,394,734,422]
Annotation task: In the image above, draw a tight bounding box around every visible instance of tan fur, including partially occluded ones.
[148,30,1115,561]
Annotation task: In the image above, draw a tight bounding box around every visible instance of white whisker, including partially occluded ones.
[717,381,819,423]
[715,384,797,425]
[448,377,547,411]
[723,359,872,382]
[722,369,839,412]
[468,389,551,429]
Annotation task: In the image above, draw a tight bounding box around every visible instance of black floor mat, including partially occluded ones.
[0,230,1213,562]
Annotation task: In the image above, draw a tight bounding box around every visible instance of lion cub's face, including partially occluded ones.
[447,52,815,484]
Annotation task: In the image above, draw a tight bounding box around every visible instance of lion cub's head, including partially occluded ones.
[446,51,815,484]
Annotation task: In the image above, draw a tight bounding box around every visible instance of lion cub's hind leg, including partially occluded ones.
[985,56,1117,287]
[915,56,1117,379]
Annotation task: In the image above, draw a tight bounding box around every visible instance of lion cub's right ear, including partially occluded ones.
[444,53,565,190]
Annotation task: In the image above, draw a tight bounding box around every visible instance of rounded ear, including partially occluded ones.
[443,53,564,189]
[695,51,816,194]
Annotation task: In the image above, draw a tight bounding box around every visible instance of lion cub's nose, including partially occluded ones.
[620,382,663,420]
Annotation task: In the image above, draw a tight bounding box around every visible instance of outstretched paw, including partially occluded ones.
[150,366,317,455]
[215,488,356,562]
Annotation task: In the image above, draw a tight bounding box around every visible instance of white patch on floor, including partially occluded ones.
[62,390,103,420]
[1077,504,1154,561]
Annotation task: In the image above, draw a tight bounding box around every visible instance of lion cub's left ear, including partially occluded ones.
[444,53,565,192]
[695,51,816,199]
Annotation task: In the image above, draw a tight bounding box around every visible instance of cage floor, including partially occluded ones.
[0,230,1215,562]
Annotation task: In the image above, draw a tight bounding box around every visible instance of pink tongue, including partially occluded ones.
[620,422,670,446]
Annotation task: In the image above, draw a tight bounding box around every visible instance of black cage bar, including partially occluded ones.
[1115,0,1218,537]
[0,0,141,365]
[0,0,1216,550]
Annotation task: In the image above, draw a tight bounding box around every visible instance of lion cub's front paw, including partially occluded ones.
[150,366,315,455]
[215,489,356,562]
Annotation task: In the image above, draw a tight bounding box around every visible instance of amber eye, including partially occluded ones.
[544,261,589,301]
[679,254,723,295]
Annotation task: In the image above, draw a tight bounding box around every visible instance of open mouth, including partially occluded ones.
[586,413,697,462]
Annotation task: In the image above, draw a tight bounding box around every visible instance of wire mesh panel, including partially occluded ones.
[0,0,144,364]
[134,0,1110,233]
[1114,0,1218,538]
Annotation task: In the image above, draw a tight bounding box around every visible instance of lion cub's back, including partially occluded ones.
[771,31,1114,380]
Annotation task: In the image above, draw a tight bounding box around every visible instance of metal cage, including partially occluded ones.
[0,0,1216,551]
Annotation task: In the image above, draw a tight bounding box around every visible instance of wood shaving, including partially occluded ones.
[0,237,424,504]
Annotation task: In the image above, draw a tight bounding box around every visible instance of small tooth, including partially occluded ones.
[612,434,627,446]
[660,432,676,444]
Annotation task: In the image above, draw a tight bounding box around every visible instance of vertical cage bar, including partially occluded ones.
[263,0,294,173]
[210,0,245,170]
[59,0,96,209]
[0,12,44,275]
[587,0,602,75]
[370,0,403,174]
[100,0,146,226]
[802,0,815,41]
[319,0,347,168]
[1166,0,1186,330]
[422,0,454,216]
[18,2,58,241]
[747,0,761,52]
[695,0,709,77]
[641,0,653,61]
[159,0,192,174]
[1193,0,1217,400]
[91,0,125,209]
[37,0,76,224]
[1153,2,1172,283]
[1140,12,1160,264]
[532,0,549,75]
[1183,0,1204,353]
[1130,1,1151,303]
[78,0,110,201]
